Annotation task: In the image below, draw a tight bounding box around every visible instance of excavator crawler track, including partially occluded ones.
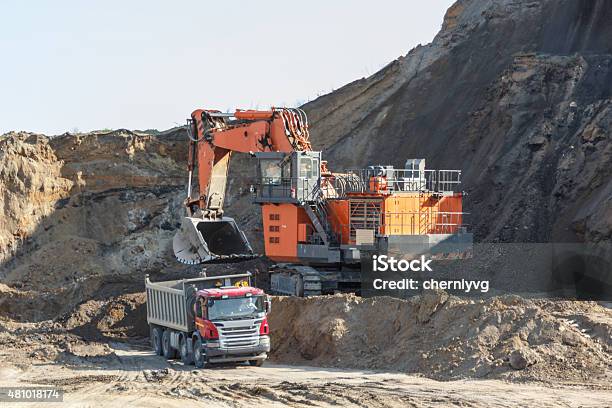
[269,264,322,297]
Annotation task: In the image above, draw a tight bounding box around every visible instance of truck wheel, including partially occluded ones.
[151,326,163,356]
[193,338,208,369]
[248,359,264,367]
[180,336,194,365]
[162,329,177,359]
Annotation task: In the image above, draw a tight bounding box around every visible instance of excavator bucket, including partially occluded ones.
[173,217,254,264]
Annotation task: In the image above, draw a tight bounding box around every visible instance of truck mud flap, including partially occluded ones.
[173,216,255,264]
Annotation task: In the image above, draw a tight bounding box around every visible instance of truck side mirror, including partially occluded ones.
[264,296,272,314]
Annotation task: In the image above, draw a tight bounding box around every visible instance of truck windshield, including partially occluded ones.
[208,296,265,320]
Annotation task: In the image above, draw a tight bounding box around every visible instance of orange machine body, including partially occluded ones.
[261,203,311,263]
[380,193,463,236]
[179,107,470,295]
[184,107,468,270]
[262,189,464,261]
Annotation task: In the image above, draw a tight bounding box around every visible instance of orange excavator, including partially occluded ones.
[173,108,472,296]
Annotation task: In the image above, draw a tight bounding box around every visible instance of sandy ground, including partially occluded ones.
[0,342,609,408]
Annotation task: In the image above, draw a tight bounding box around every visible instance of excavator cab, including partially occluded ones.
[254,151,321,203]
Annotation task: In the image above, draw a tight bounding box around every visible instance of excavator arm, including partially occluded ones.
[174,108,311,264]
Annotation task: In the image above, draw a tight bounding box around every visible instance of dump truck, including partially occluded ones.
[145,273,271,368]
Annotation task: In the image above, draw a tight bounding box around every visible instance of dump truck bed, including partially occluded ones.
[145,273,252,333]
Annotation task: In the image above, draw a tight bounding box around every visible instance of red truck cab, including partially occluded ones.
[192,286,271,367]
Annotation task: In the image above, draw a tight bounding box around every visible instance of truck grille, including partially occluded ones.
[217,323,260,349]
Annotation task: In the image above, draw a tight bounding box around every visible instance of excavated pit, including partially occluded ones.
[0,0,611,397]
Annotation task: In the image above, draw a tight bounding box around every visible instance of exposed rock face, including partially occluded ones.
[0,134,73,263]
[0,130,189,320]
[304,0,612,244]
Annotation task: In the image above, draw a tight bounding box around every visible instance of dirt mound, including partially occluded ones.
[0,292,147,367]
[62,292,148,341]
[269,293,612,382]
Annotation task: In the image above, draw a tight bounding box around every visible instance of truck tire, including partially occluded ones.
[180,336,194,365]
[162,329,178,359]
[248,359,264,367]
[151,326,163,356]
[193,338,208,369]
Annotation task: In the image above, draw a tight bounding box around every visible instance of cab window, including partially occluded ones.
[300,158,313,178]
[260,160,282,185]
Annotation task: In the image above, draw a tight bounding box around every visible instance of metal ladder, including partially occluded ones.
[303,185,331,246]
[418,193,430,235]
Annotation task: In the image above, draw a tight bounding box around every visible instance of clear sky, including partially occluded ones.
[0,1,453,135]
